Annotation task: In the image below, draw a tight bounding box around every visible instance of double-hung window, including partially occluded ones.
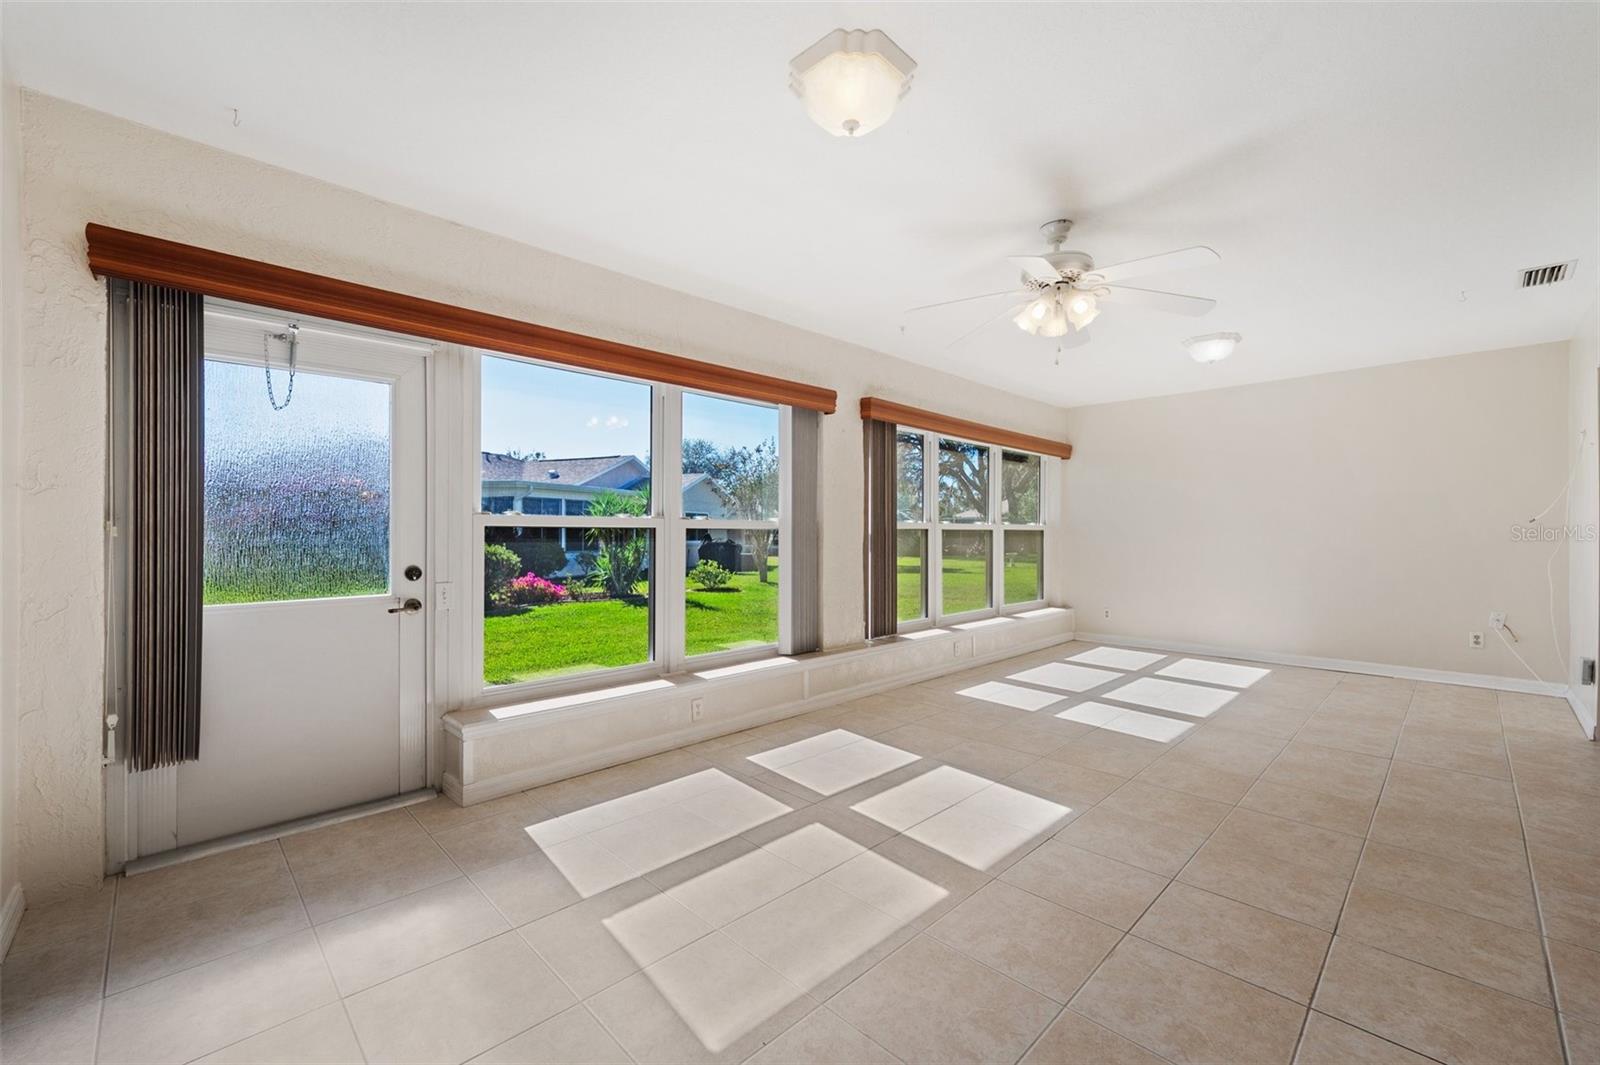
[475,352,789,694]
[894,430,1047,626]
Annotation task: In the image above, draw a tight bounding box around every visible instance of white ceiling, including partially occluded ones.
[4,2,1597,406]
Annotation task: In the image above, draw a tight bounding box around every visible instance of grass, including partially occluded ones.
[483,571,779,686]
[204,574,387,605]
[896,555,1040,621]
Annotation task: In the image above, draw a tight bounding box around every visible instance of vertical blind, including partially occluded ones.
[785,409,823,655]
[112,279,206,770]
[863,416,898,639]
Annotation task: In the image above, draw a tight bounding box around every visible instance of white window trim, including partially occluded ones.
[894,429,1048,633]
[466,355,791,707]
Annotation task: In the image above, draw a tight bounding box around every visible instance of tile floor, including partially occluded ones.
[4,641,1598,1064]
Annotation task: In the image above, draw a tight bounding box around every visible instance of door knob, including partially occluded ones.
[388,597,423,614]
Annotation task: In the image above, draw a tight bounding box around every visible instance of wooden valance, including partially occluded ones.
[859,397,1072,459]
[85,224,838,413]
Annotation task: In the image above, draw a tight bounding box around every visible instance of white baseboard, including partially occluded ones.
[1565,691,1598,741]
[1,883,25,961]
[1073,631,1571,698]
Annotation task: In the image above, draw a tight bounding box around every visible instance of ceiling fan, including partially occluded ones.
[910,219,1221,349]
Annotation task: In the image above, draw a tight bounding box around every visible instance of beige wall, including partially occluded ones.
[12,92,1072,900]
[1,77,24,931]
[1063,342,1572,683]
[1567,298,1599,736]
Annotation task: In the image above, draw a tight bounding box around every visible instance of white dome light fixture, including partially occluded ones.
[1184,331,1241,364]
[790,29,916,138]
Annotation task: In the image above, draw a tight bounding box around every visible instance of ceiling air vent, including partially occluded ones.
[1521,261,1576,288]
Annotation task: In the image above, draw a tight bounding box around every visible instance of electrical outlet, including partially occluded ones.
[1469,631,1485,649]
[953,641,963,658]
[690,698,704,722]
[1103,609,1111,619]
[1489,611,1507,630]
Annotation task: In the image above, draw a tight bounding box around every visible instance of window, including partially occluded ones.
[682,392,781,656]
[477,356,791,693]
[892,429,1047,626]
[203,359,391,604]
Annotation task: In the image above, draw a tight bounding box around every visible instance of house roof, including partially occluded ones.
[481,453,640,486]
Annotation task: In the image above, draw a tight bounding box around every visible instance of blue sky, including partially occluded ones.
[481,355,777,463]
[205,359,389,457]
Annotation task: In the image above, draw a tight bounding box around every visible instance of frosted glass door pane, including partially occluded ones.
[204,360,392,604]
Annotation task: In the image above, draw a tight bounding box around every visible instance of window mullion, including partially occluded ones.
[925,430,941,623]
[990,448,1002,612]
[659,385,684,674]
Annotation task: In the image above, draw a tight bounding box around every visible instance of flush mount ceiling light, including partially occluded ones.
[789,29,916,137]
[1183,332,1241,364]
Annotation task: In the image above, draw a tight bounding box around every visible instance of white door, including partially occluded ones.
[175,313,429,845]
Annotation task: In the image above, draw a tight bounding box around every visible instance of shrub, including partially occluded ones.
[688,560,732,590]
[510,539,569,578]
[484,543,521,607]
[507,572,569,606]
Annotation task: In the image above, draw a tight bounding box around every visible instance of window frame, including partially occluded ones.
[469,352,793,702]
[894,428,1048,632]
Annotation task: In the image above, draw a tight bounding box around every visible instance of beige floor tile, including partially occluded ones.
[410,790,546,836]
[115,842,289,918]
[431,810,553,874]
[900,799,1057,874]
[928,880,1122,1003]
[1002,759,1128,808]
[1020,1009,1169,1065]
[0,1000,100,1065]
[830,935,1059,1065]
[1174,725,1286,772]
[467,849,594,927]
[1206,700,1316,740]
[469,1004,631,1064]
[1134,755,1257,803]
[1260,743,1390,804]
[280,808,432,870]
[345,931,574,1065]
[291,829,462,924]
[1071,936,1305,1065]
[1178,837,1350,931]
[1045,730,1172,777]
[315,876,509,994]
[1240,778,1374,837]
[97,929,338,1065]
[1131,882,1330,1004]
[1293,713,1404,759]
[1563,1013,1600,1065]
[936,738,1040,778]
[1206,808,1364,878]
[6,886,115,958]
[1293,1011,1438,1064]
[1053,806,1209,877]
[1000,838,1169,931]
[822,833,987,928]
[871,722,965,758]
[739,805,892,874]
[1547,937,1600,1026]
[1519,782,1600,857]
[1530,843,1600,950]
[520,878,711,999]
[107,864,310,993]
[646,838,812,927]
[1098,780,1232,835]
[0,925,110,1031]
[587,932,816,1064]
[1392,727,1510,780]
[744,1007,898,1065]
[1382,759,1518,811]
[1313,938,1562,1064]
[195,1002,365,1064]
[725,878,911,999]
[843,763,991,832]
[1368,802,1526,868]
[1337,884,1550,1005]
[1355,840,1537,932]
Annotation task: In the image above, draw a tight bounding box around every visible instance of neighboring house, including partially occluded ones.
[482,452,741,572]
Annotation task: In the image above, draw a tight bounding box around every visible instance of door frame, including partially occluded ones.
[104,300,446,870]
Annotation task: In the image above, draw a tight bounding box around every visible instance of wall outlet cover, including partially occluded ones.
[1468,632,1485,649]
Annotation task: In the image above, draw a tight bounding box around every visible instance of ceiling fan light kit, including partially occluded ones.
[1184,331,1242,364]
[790,29,916,137]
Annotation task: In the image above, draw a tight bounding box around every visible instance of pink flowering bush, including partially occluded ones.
[506,572,569,606]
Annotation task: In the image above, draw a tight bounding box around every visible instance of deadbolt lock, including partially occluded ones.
[404,565,423,581]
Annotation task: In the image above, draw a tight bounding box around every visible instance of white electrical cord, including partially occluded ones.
[1505,427,1588,687]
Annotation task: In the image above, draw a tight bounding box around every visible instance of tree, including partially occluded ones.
[681,437,721,475]
[703,437,779,583]
[896,432,924,520]
[938,441,988,522]
[584,489,650,599]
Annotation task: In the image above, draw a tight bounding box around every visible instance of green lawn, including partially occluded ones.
[204,574,386,605]
[483,572,778,686]
[896,555,1040,621]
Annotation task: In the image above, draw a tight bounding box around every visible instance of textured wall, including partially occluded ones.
[14,92,1072,899]
[2,77,25,921]
[1567,298,1598,736]
[1064,342,1572,682]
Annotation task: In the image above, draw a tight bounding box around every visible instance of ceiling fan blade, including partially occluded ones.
[1086,245,1219,284]
[1007,256,1063,283]
[1102,285,1217,317]
[946,303,1025,349]
[905,290,1017,314]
